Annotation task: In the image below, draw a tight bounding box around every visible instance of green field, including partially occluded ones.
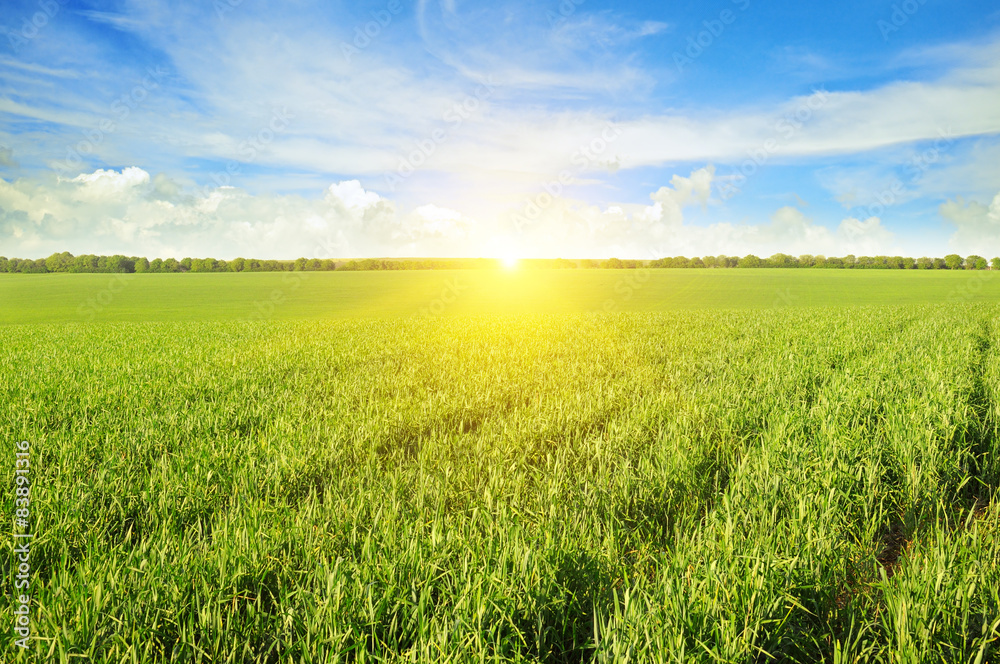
[2,272,1000,662]
[2,268,1000,323]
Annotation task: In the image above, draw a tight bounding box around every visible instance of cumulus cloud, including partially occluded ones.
[507,166,898,259]
[0,168,418,259]
[940,192,1000,255]
[835,216,894,256]
[0,146,17,168]
[325,180,383,212]
[0,164,904,261]
[67,167,150,202]
[645,165,715,231]
[407,204,474,240]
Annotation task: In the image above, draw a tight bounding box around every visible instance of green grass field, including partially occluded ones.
[2,268,1000,323]
[2,271,999,662]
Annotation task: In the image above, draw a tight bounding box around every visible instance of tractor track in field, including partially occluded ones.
[873,310,997,580]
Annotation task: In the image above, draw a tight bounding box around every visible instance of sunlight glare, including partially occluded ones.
[501,255,520,270]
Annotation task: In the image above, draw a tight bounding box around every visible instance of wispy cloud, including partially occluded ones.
[1,0,998,257]
[75,10,150,32]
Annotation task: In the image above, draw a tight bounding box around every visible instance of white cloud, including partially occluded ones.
[409,204,474,239]
[68,166,150,201]
[835,216,895,256]
[505,166,899,258]
[325,180,384,211]
[3,0,998,214]
[0,165,939,261]
[940,192,1000,255]
[76,10,151,31]
[0,146,17,168]
[0,169,404,259]
[647,165,715,228]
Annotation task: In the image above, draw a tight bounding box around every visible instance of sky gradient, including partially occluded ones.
[1,0,999,260]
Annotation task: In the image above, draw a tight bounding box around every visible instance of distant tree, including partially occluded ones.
[602,257,624,269]
[738,254,762,268]
[965,255,987,270]
[0,257,7,272]
[134,257,150,273]
[992,257,1000,270]
[798,255,815,268]
[944,254,963,270]
[933,257,946,269]
[767,253,796,268]
[180,257,193,271]
[916,257,933,269]
[69,255,98,273]
[229,257,246,272]
[15,258,47,273]
[45,251,73,272]
[162,258,180,272]
[293,257,308,271]
[825,257,844,268]
[813,255,827,268]
[888,256,909,269]
[689,257,705,268]
[149,258,163,273]
[106,255,135,273]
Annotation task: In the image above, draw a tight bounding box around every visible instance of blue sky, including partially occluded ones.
[1,0,998,259]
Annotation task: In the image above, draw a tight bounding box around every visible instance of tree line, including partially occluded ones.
[0,253,497,274]
[0,252,997,273]
[646,254,999,270]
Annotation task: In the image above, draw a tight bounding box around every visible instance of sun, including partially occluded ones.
[500,255,520,270]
